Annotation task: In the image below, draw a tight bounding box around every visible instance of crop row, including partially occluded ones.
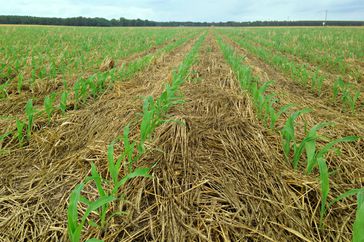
[223,28,364,78]
[67,33,206,242]
[216,33,364,242]
[0,27,197,98]
[0,32,199,150]
[219,30,363,113]
[233,29,363,83]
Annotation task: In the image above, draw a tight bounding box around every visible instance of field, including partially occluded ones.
[0,26,364,241]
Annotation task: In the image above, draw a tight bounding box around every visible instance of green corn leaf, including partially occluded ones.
[25,99,35,140]
[16,118,25,144]
[60,91,68,114]
[304,122,334,174]
[107,143,117,184]
[316,136,359,162]
[328,188,364,209]
[353,191,364,242]
[80,196,115,224]
[86,239,104,242]
[292,135,316,170]
[281,108,311,160]
[112,167,151,194]
[270,103,295,129]
[90,163,106,197]
[68,183,85,242]
[318,158,330,226]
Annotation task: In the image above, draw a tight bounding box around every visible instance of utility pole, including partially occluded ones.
[323,10,328,26]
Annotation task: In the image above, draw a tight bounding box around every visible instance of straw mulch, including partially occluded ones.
[0,32,362,242]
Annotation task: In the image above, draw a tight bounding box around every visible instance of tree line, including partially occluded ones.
[0,15,363,27]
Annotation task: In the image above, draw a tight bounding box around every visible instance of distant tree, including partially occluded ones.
[0,15,363,27]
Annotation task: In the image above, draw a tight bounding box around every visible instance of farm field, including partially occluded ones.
[0,26,364,241]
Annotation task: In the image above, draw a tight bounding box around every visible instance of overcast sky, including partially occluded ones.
[0,0,363,22]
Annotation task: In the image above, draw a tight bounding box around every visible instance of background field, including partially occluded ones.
[0,26,363,241]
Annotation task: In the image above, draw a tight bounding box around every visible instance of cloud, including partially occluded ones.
[0,0,363,21]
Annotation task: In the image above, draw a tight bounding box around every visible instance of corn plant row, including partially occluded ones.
[226,28,364,75]
[0,28,196,99]
[0,33,198,149]
[224,28,363,80]
[216,34,363,242]
[219,31,362,113]
[67,33,206,242]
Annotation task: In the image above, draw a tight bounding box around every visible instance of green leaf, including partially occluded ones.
[328,188,364,209]
[304,122,334,174]
[67,183,85,242]
[112,167,151,194]
[90,163,106,197]
[316,136,359,161]
[318,158,329,226]
[353,191,364,242]
[80,196,116,225]
[107,143,117,184]
[86,239,104,242]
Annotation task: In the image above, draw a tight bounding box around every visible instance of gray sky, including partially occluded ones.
[1,0,363,21]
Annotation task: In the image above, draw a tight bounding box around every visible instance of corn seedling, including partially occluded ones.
[318,157,329,226]
[322,187,364,241]
[251,81,274,119]
[280,108,311,162]
[311,70,324,96]
[332,77,345,101]
[307,136,359,174]
[67,182,115,242]
[60,91,68,114]
[342,88,360,113]
[0,81,9,98]
[288,122,332,170]
[310,136,359,225]
[17,73,24,93]
[269,103,295,130]
[16,118,25,145]
[44,93,56,123]
[354,191,364,242]
[25,99,35,140]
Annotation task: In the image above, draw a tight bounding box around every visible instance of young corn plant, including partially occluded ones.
[342,88,360,113]
[307,136,359,225]
[353,191,364,242]
[325,187,364,241]
[311,70,324,96]
[268,103,295,130]
[280,108,311,163]
[16,118,25,145]
[60,91,68,114]
[251,81,274,119]
[44,93,56,123]
[67,182,115,242]
[25,99,36,141]
[0,81,9,98]
[332,77,345,101]
[332,77,360,112]
[68,135,151,242]
[17,73,24,94]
